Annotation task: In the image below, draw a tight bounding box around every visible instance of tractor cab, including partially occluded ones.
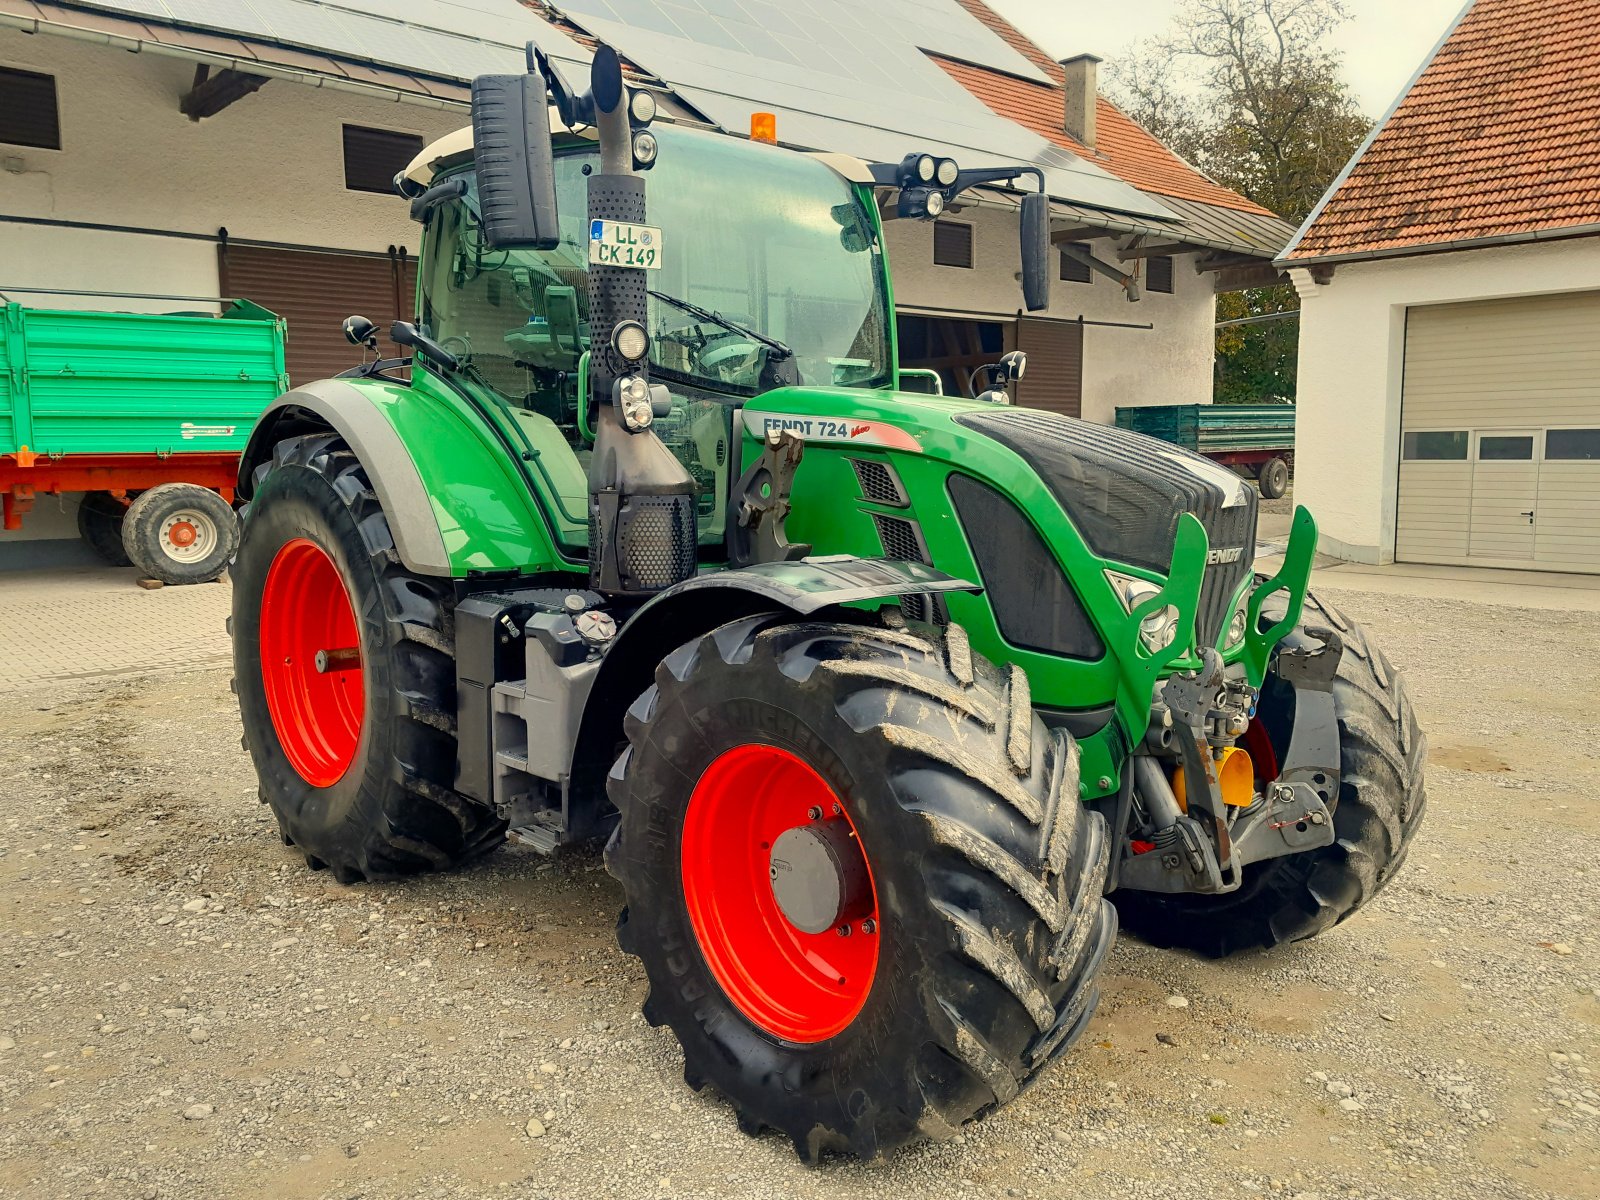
[400,121,896,557]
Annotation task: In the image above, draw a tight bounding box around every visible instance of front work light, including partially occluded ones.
[618,375,653,431]
[628,88,657,125]
[898,187,944,220]
[631,129,659,167]
[613,320,649,362]
[936,157,959,186]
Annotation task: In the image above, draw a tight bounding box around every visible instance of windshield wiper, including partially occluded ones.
[648,289,793,359]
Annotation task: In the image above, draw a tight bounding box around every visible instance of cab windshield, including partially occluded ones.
[419,123,891,402]
[415,123,890,556]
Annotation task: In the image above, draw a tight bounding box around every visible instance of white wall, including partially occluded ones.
[884,205,1218,424]
[0,28,465,312]
[0,30,465,558]
[1290,235,1600,563]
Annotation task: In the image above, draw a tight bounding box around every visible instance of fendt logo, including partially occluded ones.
[1206,546,1244,565]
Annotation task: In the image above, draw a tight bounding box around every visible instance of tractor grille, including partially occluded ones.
[955,408,1258,645]
[851,457,908,507]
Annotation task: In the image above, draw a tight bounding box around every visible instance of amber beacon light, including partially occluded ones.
[750,111,777,143]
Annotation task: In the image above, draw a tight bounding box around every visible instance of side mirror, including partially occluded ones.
[1020,191,1051,313]
[342,315,377,349]
[471,71,560,250]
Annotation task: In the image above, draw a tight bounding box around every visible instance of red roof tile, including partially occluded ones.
[944,0,1276,216]
[1288,0,1600,261]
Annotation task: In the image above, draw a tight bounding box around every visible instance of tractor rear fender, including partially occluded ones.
[564,558,981,832]
[239,380,452,574]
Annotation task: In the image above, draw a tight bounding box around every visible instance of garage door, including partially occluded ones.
[1013,317,1084,417]
[1396,291,1600,574]
[218,244,416,387]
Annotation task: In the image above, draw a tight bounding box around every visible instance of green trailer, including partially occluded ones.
[0,297,287,582]
[1115,402,1296,498]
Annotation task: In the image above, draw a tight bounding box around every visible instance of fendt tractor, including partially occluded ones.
[229,45,1426,1160]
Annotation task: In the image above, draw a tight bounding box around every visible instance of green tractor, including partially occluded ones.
[229,45,1425,1160]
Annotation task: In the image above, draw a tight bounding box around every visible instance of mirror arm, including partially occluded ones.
[390,321,460,373]
[408,177,468,222]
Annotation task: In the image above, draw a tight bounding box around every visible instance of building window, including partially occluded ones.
[933,221,974,269]
[1146,254,1175,294]
[1059,245,1092,283]
[0,67,61,150]
[1546,428,1600,460]
[1478,434,1533,461]
[1401,431,1468,460]
[343,124,424,194]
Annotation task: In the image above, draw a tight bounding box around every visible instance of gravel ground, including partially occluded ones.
[2,587,1597,1200]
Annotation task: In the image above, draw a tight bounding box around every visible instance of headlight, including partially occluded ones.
[1106,570,1180,653]
[618,375,653,431]
[936,157,959,186]
[925,190,945,217]
[631,129,659,166]
[916,154,936,182]
[1226,606,1248,648]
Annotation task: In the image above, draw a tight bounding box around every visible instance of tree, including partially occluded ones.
[1108,0,1371,403]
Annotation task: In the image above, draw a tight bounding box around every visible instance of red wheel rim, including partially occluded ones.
[681,744,880,1043]
[259,538,364,787]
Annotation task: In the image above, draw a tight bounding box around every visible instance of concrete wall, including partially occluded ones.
[884,204,1218,424]
[1289,235,1600,564]
[0,28,466,313]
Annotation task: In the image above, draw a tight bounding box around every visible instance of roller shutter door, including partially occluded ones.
[1397,291,1600,574]
[219,245,416,387]
[1013,317,1083,418]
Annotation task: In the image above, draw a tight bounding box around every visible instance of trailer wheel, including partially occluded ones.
[1258,455,1291,500]
[1112,589,1426,956]
[229,434,506,882]
[77,491,133,566]
[121,483,238,584]
[608,616,1116,1161]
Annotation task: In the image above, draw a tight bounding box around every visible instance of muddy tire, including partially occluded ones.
[229,433,505,882]
[607,615,1116,1160]
[77,491,133,566]
[1113,589,1426,956]
[122,482,238,584]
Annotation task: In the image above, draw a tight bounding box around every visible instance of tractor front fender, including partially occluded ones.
[567,558,980,825]
[240,380,453,574]
[240,378,569,578]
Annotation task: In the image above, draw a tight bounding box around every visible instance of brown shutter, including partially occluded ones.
[342,125,424,194]
[1147,255,1175,293]
[932,220,974,268]
[1013,317,1084,418]
[218,245,409,386]
[0,67,61,150]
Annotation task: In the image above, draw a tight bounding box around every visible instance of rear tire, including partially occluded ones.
[607,616,1115,1160]
[1258,455,1290,499]
[123,482,238,584]
[1113,589,1426,956]
[77,491,133,566]
[230,434,505,882]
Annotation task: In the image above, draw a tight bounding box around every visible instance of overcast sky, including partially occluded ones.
[986,0,1467,117]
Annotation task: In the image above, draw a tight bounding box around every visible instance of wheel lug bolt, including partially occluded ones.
[806,806,823,821]
[836,924,851,937]
[832,803,842,815]
[861,919,876,935]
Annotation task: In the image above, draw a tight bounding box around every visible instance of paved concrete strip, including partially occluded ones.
[0,566,233,693]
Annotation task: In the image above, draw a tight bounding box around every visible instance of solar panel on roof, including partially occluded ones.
[69,0,590,77]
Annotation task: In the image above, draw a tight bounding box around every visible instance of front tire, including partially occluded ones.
[230,434,505,882]
[1258,455,1291,500]
[77,491,133,566]
[1113,589,1426,956]
[607,616,1116,1160]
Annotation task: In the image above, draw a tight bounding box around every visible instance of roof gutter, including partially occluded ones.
[1276,0,1476,265]
[1281,221,1600,270]
[0,7,466,110]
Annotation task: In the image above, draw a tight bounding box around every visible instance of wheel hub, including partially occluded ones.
[769,820,871,935]
[681,744,880,1043]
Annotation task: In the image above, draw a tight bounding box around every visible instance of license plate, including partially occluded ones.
[588,219,662,269]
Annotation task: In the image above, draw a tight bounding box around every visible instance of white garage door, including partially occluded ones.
[1397,291,1600,574]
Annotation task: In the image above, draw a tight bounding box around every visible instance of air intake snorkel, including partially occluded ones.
[473,43,698,600]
